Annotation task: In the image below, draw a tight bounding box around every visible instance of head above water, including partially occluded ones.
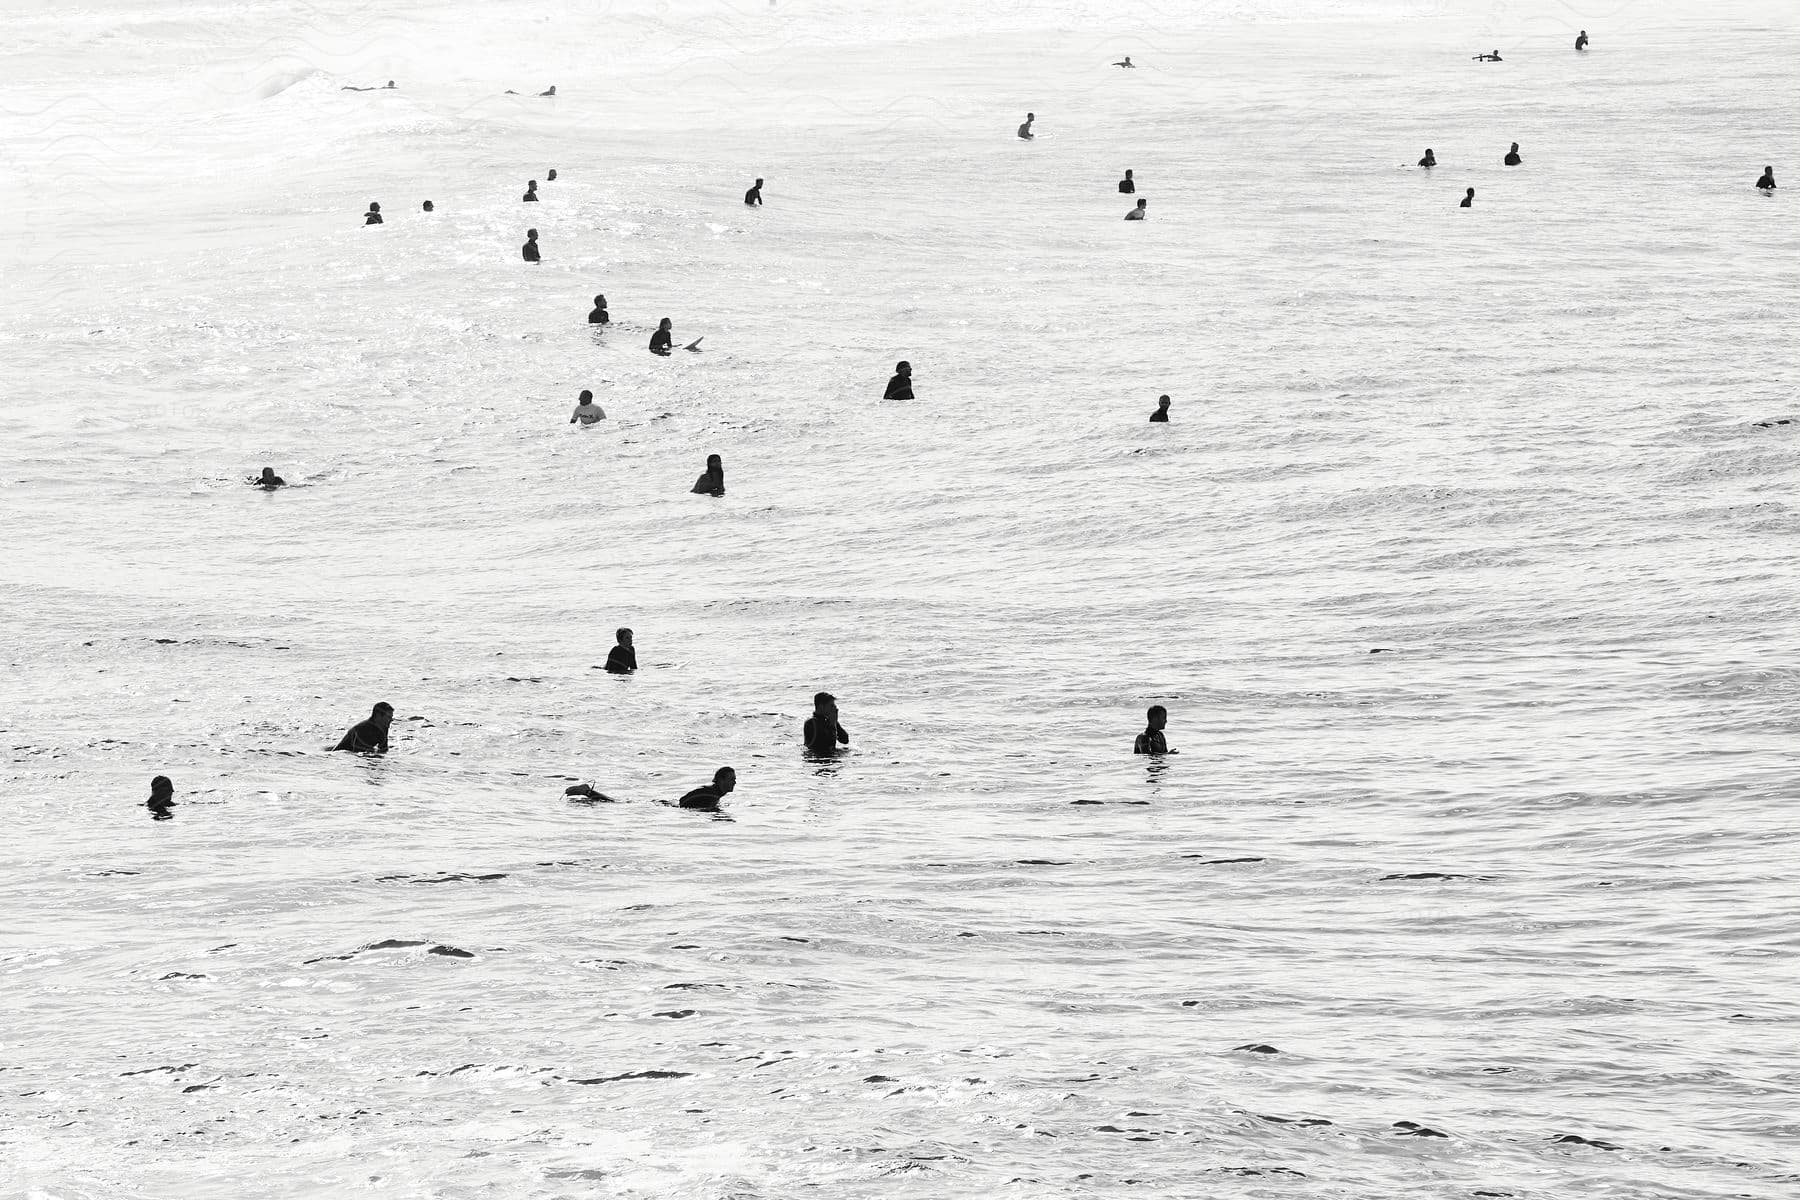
[814,691,836,712]
[371,701,394,723]
[659,317,672,331]
[422,200,433,211]
[150,775,173,800]
[1124,169,1133,178]
[1146,704,1167,729]
[1136,198,1147,208]
[1157,395,1170,408]
[526,228,538,239]
[593,294,606,306]
[527,180,537,189]
[713,767,737,793]
[547,168,557,180]
[896,360,911,374]
[616,627,633,645]
[259,466,280,482]
[578,389,594,404]
[755,177,764,186]
[706,454,722,470]
[368,201,380,212]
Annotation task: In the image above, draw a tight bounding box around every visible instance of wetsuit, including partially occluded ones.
[254,475,287,488]
[334,719,389,753]
[650,328,672,355]
[1504,148,1521,166]
[1149,408,1168,423]
[589,305,609,324]
[692,470,724,496]
[1757,171,1777,191]
[1125,207,1146,221]
[522,239,540,262]
[1119,177,1135,194]
[604,644,637,673]
[803,716,850,752]
[523,189,538,202]
[365,211,383,225]
[1418,153,1435,168]
[884,373,913,400]
[676,784,725,810]
[744,185,762,206]
[1133,730,1168,754]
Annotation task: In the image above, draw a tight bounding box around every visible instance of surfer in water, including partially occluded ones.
[1114,56,1135,68]
[565,782,616,801]
[1134,705,1174,755]
[1119,169,1136,194]
[364,201,382,225]
[1018,112,1035,140]
[604,628,636,673]
[588,294,609,324]
[692,454,725,496]
[547,168,557,181]
[1756,166,1777,191]
[1418,148,1436,168]
[677,767,736,810]
[1460,187,1475,208]
[333,702,393,753]
[570,390,605,424]
[744,177,764,206]
[539,85,557,96]
[1474,50,1502,62]
[522,229,540,262]
[650,317,673,355]
[1504,142,1522,166]
[803,692,850,754]
[250,467,286,488]
[884,360,914,399]
[1575,30,1588,51]
[422,200,434,212]
[1125,198,1148,220]
[147,775,175,819]
[1150,395,1171,422]
[523,180,539,202]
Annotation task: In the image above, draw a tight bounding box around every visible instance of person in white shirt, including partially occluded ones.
[570,390,606,424]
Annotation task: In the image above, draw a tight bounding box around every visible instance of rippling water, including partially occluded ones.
[4,0,1798,1195]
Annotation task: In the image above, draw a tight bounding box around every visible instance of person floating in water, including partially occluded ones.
[522,229,540,262]
[1575,30,1588,51]
[1418,148,1436,168]
[650,317,673,355]
[250,466,286,488]
[692,454,725,496]
[364,201,382,225]
[1474,50,1502,62]
[803,692,850,753]
[1150,395,1170,422]
[677,767,736,810]
[333,702,393,753]
[1134,705,1174,754]
[523,180,539,202]
[147,775,175,819]
[1504,142,1522,166]
[604,627,636,673]
[1125,198,1148,220]
[1114,56,1134,68]
[342,80,397,92]
[570,390,605,424]
[565,782,615,801]
[744,177,764,206]
[1119,169,1135,194]
[422,200,434,212]
[547,168,558,181]
[540,85,557,96]
[884,360,913,399]
[1460,187,1475,207]
[1018,112,1035,140]
[1756,166,1777,191]
[588,294,610,324]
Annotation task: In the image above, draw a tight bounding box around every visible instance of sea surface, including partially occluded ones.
[3,0,1798,1196]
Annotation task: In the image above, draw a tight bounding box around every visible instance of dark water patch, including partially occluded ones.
[863,1074,897,1083]
[652,1009,695,1019]
[160,972,207,980]
[780,936,810,943]
[1552,1133,1621,1150]
[1394,1121,1449,1137]
[374,872,508,884]
[88,869,141,877]
[1182,856,1265,865]
[1016,859,1073,866]
[120,1063,197,1077]
[180,1082,217,1093]
[428,945,474,958]
[1251,1112,1331,1126]
[1215,1167,1306,1177]
[567,1069,693,1084]
[1233,1044,1281,1054]
[1380,872,1493,882]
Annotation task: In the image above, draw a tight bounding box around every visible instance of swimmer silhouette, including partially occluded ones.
[804,692,850,753]
[1150,395,1170,422]
[147,775,175,820]
[1119,169,1135,194]
[744,177,764,206]
[565,782,616,802]
[546,168,557,182]
[570,389,605,424]
[523,180,539,202]
[522,229,540,262]
[1575,30,1588,51]
[650,317,673,356]
[385,80,395,88]
[1474,50,1502,62]
[677,767,736,810]
[333,701,393,753]
[692,454,725,496]
[1018,112,1035,140]
[1134,704,1174,754]
[1125,198,1148,220]
[1504,142,1522,166]
[1418,148,1436,168]
[364,201,382,225]
[884,360,914,399]
[539,85,557,96]
[1114,56,1134,68]
[1756,166,1777,191]
[588,293,610,324]
[422,200,434,212]
[1460,187,1475,207]
[604,627,636,673]
[250,466,286,488]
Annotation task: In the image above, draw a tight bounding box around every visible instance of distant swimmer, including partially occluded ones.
[692,453,725,496]
[1756,166,1777,191]
[1473,50,1502,62]
[539,85,557,97]
[522,228,540,262]
[803,691,850,753]
[650,317,673,356]
[364,201,382,225]
[677,767,736,810]
[564,782,616,801]
[588,293,610,324]
[1575,30,1588,51]
[546,168,558,181]
[1418,148,1436,168]
[1018,112,1035,140]
[1125,198,1148,220]
[342,80,396,92]
[1504,142,1522,166]
[523,179,539,202]
[1119,169,1136,194]
[744,177,764,206]
[884,360,914,400]
[570,389,606,424]
[422,200,434,212]
[250,466,286,488]
[147,775,175,820]
[1114,56,1135,68]
[604,627,637,674]
[333,701,393,753]
[1460,187,1475,207]
[1133,704,1174,755]
[1150,395,1170,422]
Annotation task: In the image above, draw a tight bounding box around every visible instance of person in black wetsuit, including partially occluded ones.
[588,294,610,324]
[333,702,393,753]
[1460,187,1475,208]
[744,177,764,206]
[1504,142,1522,166]
[803,692,850,753]
[147,775,175,819]
[422,200,434,212]
[1575,31,1588,51]
[604,628,636,673]
[1125,198,1148,220]
[1150,395,1170,422]
[692,454,725,496]
[650,317,673,355]
[1474,50,1502,62]
[1133,705,1173,754]
[1756,166,1777,191]
[522,229,540,262]
[677,767,736,810]
[1018,112,1035,140]
[1418,148,1436,168]
[1119,169,1135,194]
[364,202,382,225]
[251,467,286,488]
[539,85,557,96]
[884,360,913,399]
[547,168,558,181]
[523,180,539,202]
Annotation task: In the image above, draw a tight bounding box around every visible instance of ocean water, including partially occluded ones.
[4,0,1799,1195]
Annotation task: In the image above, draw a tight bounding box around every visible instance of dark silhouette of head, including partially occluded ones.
[150,775,174,801]
[1510,142,1519,152]
[755,177,764,186]
[896,360,911,375]
[259,467,279,484]
[367,201,380,212]
[526,228,538,240]
[1156,395,1170,410]
[593,294,606,307]
[1026,112,1034,120]
[616,627,632,646]
[385,80,395,88]
[713,767,737,794]
[547,168,557,181]
[659,317,672,331]
[1465,187,1475,197]
[578,389,594,404]
[1125,169,1133,179]
[706,454,722,471]
[371,702,395,728]
[1136,198,1147,209]
[527,180,537,190]
[814,691,836,714]
[1146,704,1167,731]
[422,200,434,211]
